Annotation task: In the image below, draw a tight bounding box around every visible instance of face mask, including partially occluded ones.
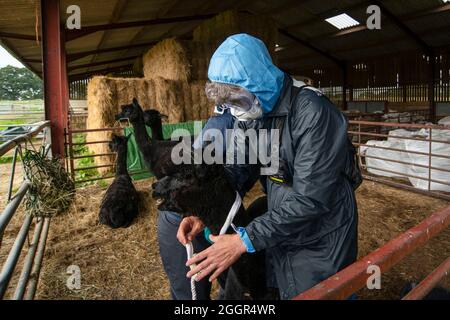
[227,99,263,121]
[206,82,264,121]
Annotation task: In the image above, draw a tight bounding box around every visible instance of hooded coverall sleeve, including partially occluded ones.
[245,92,350,251]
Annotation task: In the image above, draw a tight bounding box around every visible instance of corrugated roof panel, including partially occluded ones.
[60,0,117,26]
[118,0,169,22]
[381,0,442,16]
[97,27,147,48]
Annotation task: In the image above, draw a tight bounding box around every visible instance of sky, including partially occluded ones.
[0,45,25,68]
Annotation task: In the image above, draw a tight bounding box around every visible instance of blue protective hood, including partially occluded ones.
[208,33,285,113]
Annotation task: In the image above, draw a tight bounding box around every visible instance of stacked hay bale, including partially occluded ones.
[142,38,216,82]
[86,76,186,173]
[142,38,216,120]
[192,10,278,58]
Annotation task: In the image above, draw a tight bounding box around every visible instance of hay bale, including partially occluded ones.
[142,38,215,81]
[180,81,193,121]
[86,76,118,175]
[86,76,190,173]
[193,10,278,57]
[189,80,214,121]
[153,77,185,123]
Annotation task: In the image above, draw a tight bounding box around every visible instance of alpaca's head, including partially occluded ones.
[143,109,168,128]
[108,134,130,152]
[152,173,196,214]
[116,98,144,123]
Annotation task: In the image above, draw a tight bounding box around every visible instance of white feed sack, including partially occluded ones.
[438,116,450,126]
[359,129,414,178]
[405,128,450,192]
[360,139,410,178]
[360,128,450,192]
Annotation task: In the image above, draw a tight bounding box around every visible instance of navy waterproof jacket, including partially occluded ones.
[208,34,358,299]
[246,76,358,299]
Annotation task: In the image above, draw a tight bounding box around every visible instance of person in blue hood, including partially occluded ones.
[179,33,360,299]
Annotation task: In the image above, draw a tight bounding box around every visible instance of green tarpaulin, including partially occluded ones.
[123,121,205,180]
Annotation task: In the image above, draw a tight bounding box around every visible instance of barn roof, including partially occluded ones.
[1,0,449,81]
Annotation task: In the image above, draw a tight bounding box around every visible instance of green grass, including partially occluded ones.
[0,156,19,164]
[0,119,28,126]
[0,99,44,104]
[0,101,106,188]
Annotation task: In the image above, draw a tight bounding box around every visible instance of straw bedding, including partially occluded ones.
[1,178,447,299]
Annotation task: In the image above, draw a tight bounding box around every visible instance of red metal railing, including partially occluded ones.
[64,126,148,184]
[402,256,450,300]
[293,204,450,300]
[290,119,450,300]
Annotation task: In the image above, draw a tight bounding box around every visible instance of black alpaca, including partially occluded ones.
[152,165,276,300]
[99,134,139,228]
[142,109,168,141]
[115,98,190,179]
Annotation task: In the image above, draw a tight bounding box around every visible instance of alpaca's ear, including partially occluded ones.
[132,98,139,106]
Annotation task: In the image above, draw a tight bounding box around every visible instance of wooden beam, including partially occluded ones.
[372,0,431,55]
[67,41,157,62]
[279,29,343,66]
[279,24,450,66]
[90,0,129,65]
[119,0,182,59]
[342,62,348,110]
[68,55,139,72]
[404,2,450,18]
[68,64,133,81]
[0,38,41,76]
[284,2,450,46]
[429,55,436,122]
[284,1,370,33]
[65,13,216,41]
[22,58,41,63]
[260,0,310,16]
[0,32,40,41]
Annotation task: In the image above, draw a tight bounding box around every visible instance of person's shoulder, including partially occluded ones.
[294,88,341,116]
[290,87,344,129]
[291,88,325,118]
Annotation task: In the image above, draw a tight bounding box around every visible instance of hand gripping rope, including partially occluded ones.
[184,191,242,300]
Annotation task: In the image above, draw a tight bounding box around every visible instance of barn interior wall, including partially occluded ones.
[69,48,450,114]
[299,49,450,110]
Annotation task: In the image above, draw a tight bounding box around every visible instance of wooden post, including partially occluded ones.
[429,54,436,122]
[342,63,348,110]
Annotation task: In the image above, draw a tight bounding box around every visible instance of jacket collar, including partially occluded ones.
[265,74,293,118]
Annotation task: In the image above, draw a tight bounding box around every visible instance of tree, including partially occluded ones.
[0,65,43,100]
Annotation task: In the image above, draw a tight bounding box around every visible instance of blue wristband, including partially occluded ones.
[203,227,214,244]
[204,226,255,253]
[236,227,256,253]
